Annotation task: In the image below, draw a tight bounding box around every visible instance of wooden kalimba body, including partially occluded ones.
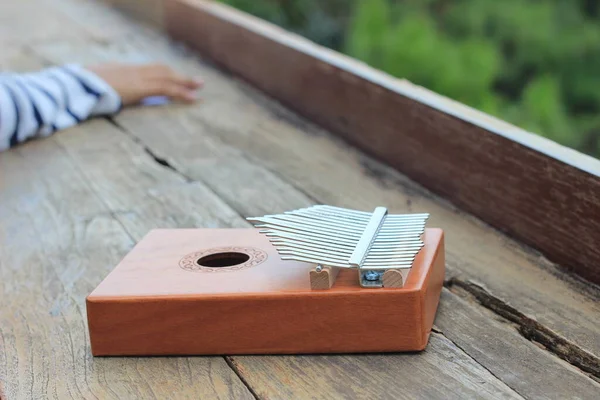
[86,206,445,356]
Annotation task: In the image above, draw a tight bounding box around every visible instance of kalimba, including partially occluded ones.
[86,206,445,356]
[247,205,429,289]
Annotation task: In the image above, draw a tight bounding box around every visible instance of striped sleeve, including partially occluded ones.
[0,64,122,152]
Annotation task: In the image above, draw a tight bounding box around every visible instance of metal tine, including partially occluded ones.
[279,248,402,264]
[363,257,415,264]
[278,249,352,262]
[319,205,429,220]
[293,204,369,216]
[368,250,422,256]
[263,229,359,246]
[381,221,427,228]
[316,205,392,219]
[300,206,373,220]
[261,219,363,237]
[381,229,424,234]
[278,248,416,264]
[378,229,425,235]
[366,251,418,258]
[370,247,423,253]
[266,214,367,233]
[266,232,355,249]
[381,222,427,228]
[312,205,372,215]
[253,216,363,237]
[363,262,414,268]
[254,221,362,240]
[365,259,416,265]
[360,264,413,270]
[291,208,370,223]
[373,235,423,246]
[367,249,419,256]
[271,240,354,253]
[277,251,352,264]
[269,233,350,244]
[370,241,423,247]
[369,247,421,256]
[363,261,414,267]
[385,213,430,220]
[376,231,424,237]
[373,233,424,240]
[281,255,350,269]
[382,218,429,225]
[278,249,350,264]
[375,235,424,241]
[267,232,356,249]
[371,241,424,247]
[380,223,427,230]
[379,227,426,234]
[379,225,426,231]
[273,242,353,256]
[285,211,369,229]
[362,257,415,266]
[385,216,429,223]
[375,233,424,240]
[303,207,429,230]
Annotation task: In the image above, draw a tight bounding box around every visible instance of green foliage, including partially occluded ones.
[219,0,600,158]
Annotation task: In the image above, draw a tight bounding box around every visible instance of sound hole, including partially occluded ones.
[197,252,250,268]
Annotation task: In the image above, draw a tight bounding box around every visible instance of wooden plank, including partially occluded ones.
[436,289,600,398]
[0,135,253,399]
[229,334,523,399]
[38,0,156,42]
[0,0,97,45]
[161,0,600,285]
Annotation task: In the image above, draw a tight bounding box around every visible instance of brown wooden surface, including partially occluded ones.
[163,0,600,285]
[87,229,443,355]
[1,0,599,399]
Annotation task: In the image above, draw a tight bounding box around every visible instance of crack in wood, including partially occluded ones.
[224,357,261,400]
[430,332,527,399]
[445,277,600,379]
[107,117,194,182]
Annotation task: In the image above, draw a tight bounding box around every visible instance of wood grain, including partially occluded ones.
[309,266,339,290]
[163,0,600,285]
[0,124,252,399]
[382,269,404,288]
[228,334,524,400]
[436,288,600,399]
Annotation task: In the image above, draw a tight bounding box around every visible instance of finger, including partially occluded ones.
[145,64,203,89]
[159,83,198,103]
[164,71,204,90]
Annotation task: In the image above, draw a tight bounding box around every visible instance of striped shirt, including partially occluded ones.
[0,64,121,152]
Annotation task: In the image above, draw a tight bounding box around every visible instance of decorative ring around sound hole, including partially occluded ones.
[179,247,268,273]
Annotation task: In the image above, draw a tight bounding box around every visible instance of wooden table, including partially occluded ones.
[1,0,599,398]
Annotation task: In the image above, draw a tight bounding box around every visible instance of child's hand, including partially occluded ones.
[87,63,203,106]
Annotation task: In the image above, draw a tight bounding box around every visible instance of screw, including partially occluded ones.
[316,264,323,272]
[364,270,380,281]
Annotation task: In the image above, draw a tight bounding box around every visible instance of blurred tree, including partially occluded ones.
[219,0,600,159]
